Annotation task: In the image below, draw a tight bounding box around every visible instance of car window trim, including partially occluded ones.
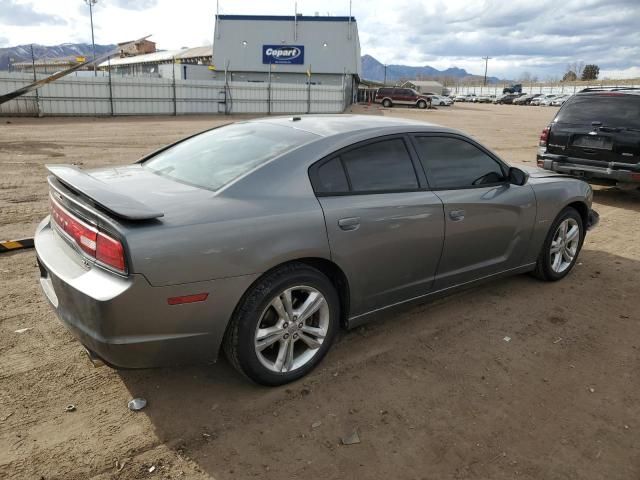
[309,134,427,197]
[408,132,511,191]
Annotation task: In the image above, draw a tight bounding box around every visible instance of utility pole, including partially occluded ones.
[482,56,491,86]
[85,0,98,76]
[383,64,387,85]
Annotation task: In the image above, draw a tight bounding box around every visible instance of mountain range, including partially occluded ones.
[361,54,501,83]
[0,43,501,83]
[0,43,115,70]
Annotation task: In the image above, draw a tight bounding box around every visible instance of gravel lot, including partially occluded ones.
[1,103,639,479]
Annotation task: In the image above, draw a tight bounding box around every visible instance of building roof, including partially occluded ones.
[98,46,212,67]
[117,38,155,46]
[403,80,444,88]
[217,14,356,22]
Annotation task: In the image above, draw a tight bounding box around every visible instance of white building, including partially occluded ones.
[212,14,361,88]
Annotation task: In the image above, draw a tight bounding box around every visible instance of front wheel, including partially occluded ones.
[533,207,584,281]
[382,99,392,108]
[224,263,340,385]
[417,100,427,109]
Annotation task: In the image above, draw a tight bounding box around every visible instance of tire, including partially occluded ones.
[417,100,427,109]
[223,262,340,386]
[439,101,445,106]
[532,207,584,281]
[382,99,392,108]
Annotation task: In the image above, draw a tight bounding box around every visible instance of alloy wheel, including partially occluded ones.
[254,286,330,373]
[550,218,580,273]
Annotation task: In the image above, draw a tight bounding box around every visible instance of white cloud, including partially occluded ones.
[0,0,638,78]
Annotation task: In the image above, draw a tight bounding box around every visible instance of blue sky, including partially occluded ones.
[1,0,639,79]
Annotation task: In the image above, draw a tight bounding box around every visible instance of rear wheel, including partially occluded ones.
[382,99,393,108]
[533,207,584,281]
[224,263,339,386]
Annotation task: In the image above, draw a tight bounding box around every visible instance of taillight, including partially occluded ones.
[539,126,550,147]
[50,195,126,274]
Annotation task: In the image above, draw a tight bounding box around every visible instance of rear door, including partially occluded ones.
[548,94,640,165]
[310,136,445,316]
[411,134,536,289]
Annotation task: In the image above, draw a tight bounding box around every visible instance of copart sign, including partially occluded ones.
[262,45,305,65]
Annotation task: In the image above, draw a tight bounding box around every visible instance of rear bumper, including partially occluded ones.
[537,153,640,183]
[34,217,257,369]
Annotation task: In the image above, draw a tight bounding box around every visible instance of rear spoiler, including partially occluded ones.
[46,164,164,220]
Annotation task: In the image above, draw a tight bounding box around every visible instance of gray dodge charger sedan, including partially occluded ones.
[35,115,598,385]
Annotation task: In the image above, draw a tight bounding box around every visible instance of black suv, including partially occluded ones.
[537,88,640,186]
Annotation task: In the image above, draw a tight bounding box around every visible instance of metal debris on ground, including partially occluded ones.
[128,398,147,411]
[341,430,361,445]
[148,465,156,473]
[503,336,511,342]
[14,328,32,334]
[65,404,76,412]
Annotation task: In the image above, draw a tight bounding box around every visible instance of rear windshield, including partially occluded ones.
[143,122,317,190]
[555,95,640,129]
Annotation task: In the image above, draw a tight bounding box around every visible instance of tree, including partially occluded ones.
[567,61,585,79]
[562,71,577,82]
[582,64,600,81]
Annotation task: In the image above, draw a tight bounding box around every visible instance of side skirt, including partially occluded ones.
[346,263,536,329]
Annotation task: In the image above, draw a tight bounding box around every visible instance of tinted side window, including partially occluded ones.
[314,157,349,194]
[341,139,418,192]
[378,88,392,96]
[414,136,505,189]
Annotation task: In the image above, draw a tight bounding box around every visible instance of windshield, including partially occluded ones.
[555,95,640,129]
[143,122,317,190]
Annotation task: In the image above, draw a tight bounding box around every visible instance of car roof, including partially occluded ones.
[241,114,458,138]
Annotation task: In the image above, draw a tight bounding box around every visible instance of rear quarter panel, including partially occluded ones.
[123,149,332,287]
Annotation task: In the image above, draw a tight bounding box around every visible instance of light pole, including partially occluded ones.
[85,0,98,76]
[482,56,491,86]
[383,64,387,85]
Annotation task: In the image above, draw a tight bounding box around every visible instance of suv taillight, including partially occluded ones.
[539,125,550,147]
[50,195,126,274]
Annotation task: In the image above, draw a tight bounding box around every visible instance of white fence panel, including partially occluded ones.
[0,73,348,116]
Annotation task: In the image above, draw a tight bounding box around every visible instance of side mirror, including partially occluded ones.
[508,167,529,186]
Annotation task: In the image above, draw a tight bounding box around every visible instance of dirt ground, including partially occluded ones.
[1,103,639,480]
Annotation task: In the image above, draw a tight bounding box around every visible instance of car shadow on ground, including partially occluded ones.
[593,186,640,211]
[115,247,640,480]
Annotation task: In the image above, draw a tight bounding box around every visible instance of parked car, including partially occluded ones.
[496,93,521,104]
[431,95,453,106]
[476,95,496,103]
[530,94,557,106]
[538,87,640,187]
[540,95,562,106]
[375,87,431,108]
[454,94,468,102]
[503,83,523,94]
[36,115,598,385]
[550,94,572,106]
[514,93,543,105]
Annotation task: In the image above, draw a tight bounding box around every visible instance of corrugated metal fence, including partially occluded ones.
[0,72,348,116]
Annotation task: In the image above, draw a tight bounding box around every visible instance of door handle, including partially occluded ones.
[449,209,465,221]
[338,217,360,231]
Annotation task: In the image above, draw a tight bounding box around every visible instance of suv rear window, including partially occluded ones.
[556,94,640,129]
[143,123,316,191]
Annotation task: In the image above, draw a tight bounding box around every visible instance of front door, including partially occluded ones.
[310,136,445,316]
[411,134,536,289]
